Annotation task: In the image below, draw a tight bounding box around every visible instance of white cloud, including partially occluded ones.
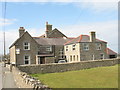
[74,1,118,13]
[0,18,18,26]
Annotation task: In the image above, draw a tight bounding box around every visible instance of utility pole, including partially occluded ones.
[2,1,7,66]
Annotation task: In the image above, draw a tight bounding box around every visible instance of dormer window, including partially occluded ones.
[96,43,101,50]
[24,42,30,50]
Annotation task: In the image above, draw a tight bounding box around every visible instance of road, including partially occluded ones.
[0,62,18,89]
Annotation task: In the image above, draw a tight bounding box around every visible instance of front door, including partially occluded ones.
[38,57,45,64]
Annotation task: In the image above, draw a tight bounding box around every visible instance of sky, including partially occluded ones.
[0,0,118,55]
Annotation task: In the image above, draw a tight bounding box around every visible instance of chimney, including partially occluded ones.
[46,22,52,32]
[19,27,25,37]
[45,22,52,38]
[90,31,96,42]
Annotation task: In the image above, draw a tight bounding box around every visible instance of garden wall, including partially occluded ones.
[18,59,120,74]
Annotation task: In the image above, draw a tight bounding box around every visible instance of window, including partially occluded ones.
[24,55,30,64]
[70,55,72,62]
[66,46,68,51]
[16,48,20,54]
[83,43,89,50]
[72,44,76,50]
[92,55,95,60]
[96,43,101,50]
[46,47,52,51]
[100,54,104,59]
[59,49,64,59]
[24,42,30,50]
[73,55,75,61]
[77,55,79,61]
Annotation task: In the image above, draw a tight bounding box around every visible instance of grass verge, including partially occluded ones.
[31,65,118,88]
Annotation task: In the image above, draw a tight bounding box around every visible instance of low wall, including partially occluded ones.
[18,59,120,74]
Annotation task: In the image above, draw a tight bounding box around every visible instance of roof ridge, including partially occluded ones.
[96,38,107,43]
[77,35,82,42]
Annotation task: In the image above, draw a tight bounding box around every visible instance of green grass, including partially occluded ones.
[31,65,119,88]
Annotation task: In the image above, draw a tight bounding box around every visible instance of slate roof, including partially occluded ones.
[65,35,107,45]
[9,31,39,48]
[33,37,72,45]
[39,28,67,38]
[106,48,117,55]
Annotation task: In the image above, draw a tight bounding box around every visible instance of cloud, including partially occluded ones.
[74,1,118,13]
[0,18,18,26]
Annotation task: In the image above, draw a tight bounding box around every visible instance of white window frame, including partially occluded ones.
[16,48,20,54]
[72,44,76,50]
[73,55,75,61]
[96,43,101,50]
[83,43,89,50]
[24,55,30,64]
[46,46,52,51]
[23,42,30,50]
[66,46,68,51]
[92,54,95,60]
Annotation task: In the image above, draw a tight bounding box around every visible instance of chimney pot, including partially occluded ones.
[46,22,48,25]
[20,27,24,29]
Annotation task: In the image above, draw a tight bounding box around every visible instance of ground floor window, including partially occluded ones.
[70,56,72,62]
[109,55,116,58]
[24,55,30,64]
[73,55,75,61]
[100,54,104,59]
[77,55,79,61]
[92,55,95,60]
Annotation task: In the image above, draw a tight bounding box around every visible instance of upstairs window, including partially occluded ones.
[72,44,76,50]
[96,43,101,50]
[66,46,68,51]
[24,42,30,50]
[24,55,30,64]
[59,49,64,59]
[46,47,52,51]
[83,43,89,50]
[16,48,20,54]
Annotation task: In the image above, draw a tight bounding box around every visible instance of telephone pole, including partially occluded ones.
[2,1,7,65]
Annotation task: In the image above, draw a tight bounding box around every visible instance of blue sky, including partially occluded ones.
[0,1,118,55]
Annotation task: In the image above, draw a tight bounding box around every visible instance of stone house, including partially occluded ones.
[64,32,117,62]
[9,22,73,66]
[9,22,117,65]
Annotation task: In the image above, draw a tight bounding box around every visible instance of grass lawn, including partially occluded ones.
[31,65,119,88]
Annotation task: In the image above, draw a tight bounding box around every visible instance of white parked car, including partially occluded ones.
[58,60,67,63]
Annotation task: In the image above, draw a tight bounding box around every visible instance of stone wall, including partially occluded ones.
[12,65,50,89]
[18,58,119,74]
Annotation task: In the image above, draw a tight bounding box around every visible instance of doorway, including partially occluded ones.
[38,57,45,64]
